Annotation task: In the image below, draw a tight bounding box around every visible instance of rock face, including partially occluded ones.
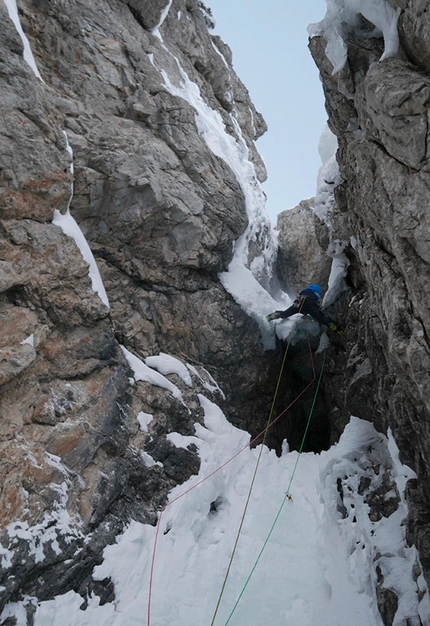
[0,0,277,615]
[276,198,332,295]
[309,0,430,601]
[2,0,430,624]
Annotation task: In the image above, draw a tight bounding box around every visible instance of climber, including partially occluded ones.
[266,283,343,335]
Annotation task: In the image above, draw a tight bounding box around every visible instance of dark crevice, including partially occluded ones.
[126,3,147,30]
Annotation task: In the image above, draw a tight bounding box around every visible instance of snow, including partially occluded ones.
[26,408,429,626]
[151,0,173,41]
[141,452,163,469]
[2,7,429,624]
[145,353,192,387]
[3,0,44,82]
[309,0,401,75]
[137,411,154,432]
[160,52,282,347]
[0,449,83,590]
[186,363,226,399]
[53,133,110,308]
[218,257,291,349]
[20,334,34,347]
[121,346,184,403]
[197,1,216,30]
[52,208,110,308]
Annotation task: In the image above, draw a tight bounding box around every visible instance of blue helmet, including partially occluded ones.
[306,283,321,296]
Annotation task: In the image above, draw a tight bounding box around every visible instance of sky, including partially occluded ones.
[2,4,430,624]
[208,0,328,222]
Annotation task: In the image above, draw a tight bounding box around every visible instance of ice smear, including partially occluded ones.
[145,354,192,386]
[160,57,283,347]
[323,239,350,308]
[309,0,400,75]
[186,363,226,399]
[312,124,350,308]
[3,0,44,81]
[151,0,173,41]
[28,413,430,626]
[314,124,341,224]
[53,133,109,308]
[121,346,184,404]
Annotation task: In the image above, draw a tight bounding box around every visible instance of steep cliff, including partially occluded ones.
[0,0,282,613]
[2,0,430,624]
[308,0,430,597]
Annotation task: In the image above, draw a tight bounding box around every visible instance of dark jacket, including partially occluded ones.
[278,289,334,327]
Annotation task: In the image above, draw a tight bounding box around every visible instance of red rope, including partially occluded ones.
[147,323,317,625]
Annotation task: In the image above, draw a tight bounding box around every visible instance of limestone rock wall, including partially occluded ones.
[276,197,332,296]
[0,0,277,612]
[309,0,430,591]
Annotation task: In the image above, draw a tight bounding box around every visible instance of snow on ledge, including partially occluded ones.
[52,132,110,309]
[145,354,192,386]
[20,334,34,347]
[136,411,154,432]
[52,209,110,308]
[308,0,401,75]
[121,345,184,404]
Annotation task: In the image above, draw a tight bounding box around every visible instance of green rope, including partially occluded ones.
[224,348,327,626]
[210,337,293,626]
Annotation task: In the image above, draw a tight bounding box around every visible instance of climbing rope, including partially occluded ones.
[147,313,320,626]
[223,347,327,626]
[210,310,312,626]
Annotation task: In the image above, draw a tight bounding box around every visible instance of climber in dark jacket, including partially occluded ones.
[266,283,342,333]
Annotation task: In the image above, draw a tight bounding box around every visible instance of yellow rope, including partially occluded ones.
[224,347,327,625]
[209,334,292,626]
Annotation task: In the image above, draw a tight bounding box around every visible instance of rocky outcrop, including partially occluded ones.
[309,0,430,601]
[0,0,277,615]
[276,197,332,295]
[2,0,430,623]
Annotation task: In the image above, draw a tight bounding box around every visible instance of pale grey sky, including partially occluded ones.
[208,0,328,222]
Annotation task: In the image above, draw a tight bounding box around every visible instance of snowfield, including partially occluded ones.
[2,1,429,624]
[21,412,429,626]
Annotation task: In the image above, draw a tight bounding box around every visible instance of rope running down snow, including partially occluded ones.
[210,308,311,626]
[224,345,327,625]
[147,316,318,626]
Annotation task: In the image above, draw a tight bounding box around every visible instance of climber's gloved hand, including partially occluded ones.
[266,311,282,322]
